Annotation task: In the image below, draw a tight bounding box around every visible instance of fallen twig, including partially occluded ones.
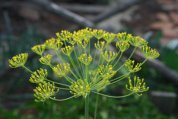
[30,0,94,27]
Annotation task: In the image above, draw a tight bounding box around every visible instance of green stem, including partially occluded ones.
[56,87,70,90]
[140,59,147,66]
[113,52,123,67]
[85,95,89,119]
[22,66,33,73]
[45,79,69,87]
[74,46,85,78]
[92,91,134,98]
[50,96,75,101]
[110,73,130,84]
[128,47,136,59]
[69,56,82,79]
[94,95,99,119]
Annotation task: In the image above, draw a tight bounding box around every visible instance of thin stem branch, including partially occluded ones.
[74,46,85,78]
[45,79,69,87]
[92,91,134,98]
[22,66,33,73]
[113,52,122,67]
[110,73,130,85]
[50,96,75,101]
[128,47,136,59]
[56,87,70,90]
[69,56,82,79]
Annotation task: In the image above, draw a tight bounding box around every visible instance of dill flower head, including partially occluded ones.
[141,46,160,59]
[9,53,28,68]
[116,41,130,52]
[29,68,48,83]
[124,59,142,73]
[93,29,106,39]
[61,45,74,56]
[129,36,148,47]
[102,51,118,62]
[69,79,91,98]
[9,28,160,103]
[126,76,149,95]
[52,63,70,77]
[45,38,63,50]
[31,44,46,56]
[39,54,52,66]
[94,41,106,51]
[34,82,59,102]
[78,53,92,65]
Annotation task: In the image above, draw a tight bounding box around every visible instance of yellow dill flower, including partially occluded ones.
[78,39,90,48]
[94,40,106,51]
[56,30,74,44]
[124,59,141,73]
[102,51,118,62]
[52,63,70,77]
[9,28,158,105]
[117,32,133,41]
[39,54,52,66]
[9,53,28,68]
[61,45,74,56]
[92,29,106,40]
[116,41,130,52]
[141,46,160,59]
[103,32,116,43]
[73,30,91,48]
[45,38,63,50]
[78,53,92,65]
[129,36,148,47]
[31,44,46,56]
[69,79,91,98]
[34,82,59,102]
[126,76,149,95]
[29,68,48,83]
[96,65,116,80]
[78,28,93,39]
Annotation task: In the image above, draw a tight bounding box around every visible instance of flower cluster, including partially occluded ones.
[126,76,149,95]
[9,53,28,68]
[8,28,159,102]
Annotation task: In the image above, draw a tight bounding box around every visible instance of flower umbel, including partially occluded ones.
[45,38,63,50]
[78,53,92,65]
[31,44,46,56]
[29,68,48,83]
[61,45,74,56]
[9,53,28,68]
[124,59,142,73]
[141,46,160,59]
[126,76,149,95]
[39,54,52,66]
[9,28,159,118]
[69,79,91,98]
[34,82,59,102]
[52,63,70,77]
[116,41,130,52]
[94,41,106,51]
[102,51,118,62]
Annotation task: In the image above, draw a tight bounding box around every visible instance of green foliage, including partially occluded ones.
[0,95,176,119]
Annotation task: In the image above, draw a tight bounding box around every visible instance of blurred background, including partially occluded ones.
[0,0,178,119]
